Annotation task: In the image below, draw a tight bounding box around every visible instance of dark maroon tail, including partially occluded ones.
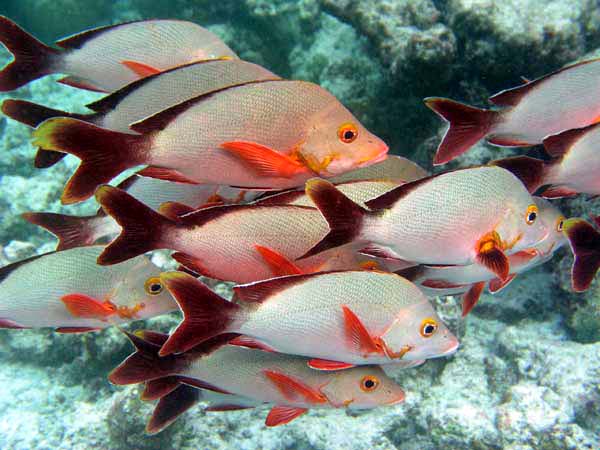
[562,218,600,292]
[158,272,241,356]
[22,211,106,250]
[0,16,59,91]
[32,118,147,204]
[141,377,181,401]
[2,99,96,168]
[95,185,174,265]
[146,384,201,434]
[108,331,185,386]
[424,97,497,165]
[298,178,369,259]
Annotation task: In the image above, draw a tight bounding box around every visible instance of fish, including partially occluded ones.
[2,59,279,168]
[93,185,391,283]
[0,17,238,92]
[157,270,458,364]
[108,332,406,427]
[562,217,600,292]
[401,197,566,315]
[493,124,600,199]
[23,173,262,251]
[300,166,549,282]
[0,246,176,331]
[31,80,389,203]
[425,58,600,164]
[328,155,429,184]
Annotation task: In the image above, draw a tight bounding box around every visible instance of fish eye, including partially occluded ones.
[360,375,380,392]
[556,216,565,232]
[144,277,163,295]
[337,122,358,144]
[525,204,538,225]
[420,318,438,338]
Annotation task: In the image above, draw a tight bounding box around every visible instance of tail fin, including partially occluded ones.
[158,272,241,356]
[32,118,147,204]
[299,179,369,259]
[562,218,600,292]
[0,16,58,91]
[141,377,181,401]
[108,331,184,385]
[146,384,200,434]
[424,97,497,165]
[95,185,174,265]
[22,211,110,250]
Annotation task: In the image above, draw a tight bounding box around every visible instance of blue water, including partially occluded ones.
[0,1,599,449]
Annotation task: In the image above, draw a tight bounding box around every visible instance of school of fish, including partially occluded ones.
[0,16,598,433]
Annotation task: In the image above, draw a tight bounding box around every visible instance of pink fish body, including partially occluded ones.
[109,334,406,426]
[0,246,175,331]
[425,58,600,164]
[0,17,238,92]
[32,80,388,203]
[158,270,458,364]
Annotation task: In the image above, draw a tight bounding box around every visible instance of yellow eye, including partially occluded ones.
[525,204,538,225]
[420,318,438,338]
[144,277,163,295]
[360,375,380,392]
[337,122,358,143]
[556,215,565,232]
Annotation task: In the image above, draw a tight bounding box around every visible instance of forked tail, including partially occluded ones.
[562,218,600,292]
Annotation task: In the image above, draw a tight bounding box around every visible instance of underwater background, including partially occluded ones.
[0,0,599,449]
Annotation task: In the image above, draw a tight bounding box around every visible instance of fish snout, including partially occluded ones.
[385,388,406,405]
[441,332,460,356]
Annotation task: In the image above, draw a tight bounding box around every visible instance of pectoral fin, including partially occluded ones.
[221,141,309,178]
[263,370,326,404]
[342,305,382,356]
[476,232,510,281]
[255,245,304,276]
[60,293,116,319]
[308,359,355,371]
[265,406,308,427]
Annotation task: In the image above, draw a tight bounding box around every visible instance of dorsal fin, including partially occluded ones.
[364,174,435,210]
[489,58,600,106]
[55,20,142,49]
[233,273,318,304]
[0,252,48,284]
[179,204,313,228]
[543,124,597,158]
[129,80,283,134]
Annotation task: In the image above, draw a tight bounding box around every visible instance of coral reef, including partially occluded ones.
[0,0,599,449]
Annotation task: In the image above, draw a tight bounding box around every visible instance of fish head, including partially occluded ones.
[320,365,405,409]
[299,103,388,177]
[530,197,567,256]
[378,302,459,361]
[109,258,176,320]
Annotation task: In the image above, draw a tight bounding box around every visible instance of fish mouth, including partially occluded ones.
[385,391,406,405]
[441,337,460,356]
[357,146,388,168]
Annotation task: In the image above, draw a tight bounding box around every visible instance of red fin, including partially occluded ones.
[22,212,102,250]
[60,293,116,319]
[159,272,240,356]
[543,125,595,158]
[263,370,326,404]
[540,185,579,199]
[205,404,254,412]
[158,202,196,221]
[462,282,485,317]
[255,245,303,276]
[229,335,276,352]
[421,279,468,289]
[0,16,58,91]
[32,118,147,204]
[1,99,91,129]
[108,331,184,385]
[342,305,382,356]
[135,329,169,346]
[265,406,308,427]
[488,274,516,294]
[476,233,510,281]
[221,141,309,178]
[300,179,368,259]
[137,166,199,184]
[489,82,537,107]
[0,318,29,329]
[490,156,546,193]
[308,359,355,371]
[171,252,215,279]
[121,60,161,77]
[56,76,106,92]
[233,274,315,304]
[562,218,600,292]
[142,377,181,401]
[424,97,497,165]
[34,149,67,169]
[146,384,200,435]
[55,326,102,333]
[95,185,173,265]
